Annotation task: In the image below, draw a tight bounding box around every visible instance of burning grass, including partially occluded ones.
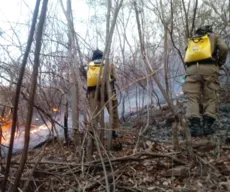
[2,86,230,191]
[2,127,229,192]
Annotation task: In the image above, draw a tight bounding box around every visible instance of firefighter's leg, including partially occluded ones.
[202,75,219,135]
[202,75,219,119]
[183,75,203,136]
[105,89,122,150]
[105,92,119,134]
[89,90,101,127]
[87,90,101,160]
[183,75,202,118]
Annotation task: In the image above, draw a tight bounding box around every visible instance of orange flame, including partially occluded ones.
[1,122,50,145]
[1,121,12,131]
[52,108,60,112]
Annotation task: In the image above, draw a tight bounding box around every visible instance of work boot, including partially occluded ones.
[112,131,122,151]
[203,116,215,135]
[189,117,203,137]
[112,130,119,139]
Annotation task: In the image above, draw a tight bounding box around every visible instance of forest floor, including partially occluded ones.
[6,86,230,192]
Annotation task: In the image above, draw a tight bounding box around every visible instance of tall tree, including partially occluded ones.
[1,0,41,191]
[10,0,48,191]
[134,0,180,150]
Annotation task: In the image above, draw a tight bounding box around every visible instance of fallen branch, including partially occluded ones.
[22,150,44,191]
[20,151,187,166]
[84,169,121,191]
[195,155,220,174]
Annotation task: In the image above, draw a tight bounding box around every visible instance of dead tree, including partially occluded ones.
[60,0,83,157]
[1,0,41,191]
[9,0,48,191]
[134,1,180,151]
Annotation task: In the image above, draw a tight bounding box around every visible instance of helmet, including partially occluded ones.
[92,49,103,61]
[195,25,213,36]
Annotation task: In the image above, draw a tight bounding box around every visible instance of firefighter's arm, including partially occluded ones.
[216,34,228,66]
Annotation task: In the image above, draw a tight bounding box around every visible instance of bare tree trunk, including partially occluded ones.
[85,1,124,191]
[1,1,41,191]
[134,1,175,114]
[105,0,124,151]
[190,0,198,35]
[115,10,131,122]
[91,0,124,154]
[60,0,81,156]
[163,23,169,96]
[134,1,179,150]
[172,122,180,151]
[99,86,105,144]
[105,70,113,150]
[66,0,79,149]
[182,0,189,38]
[0,124,2,158]
[121,96,125,121]
[168,0,185,71]
[10,0,48,191]
[181,116,194,157]
[64,100,69,143]
[106,0,112,43]
[99,0,112,151]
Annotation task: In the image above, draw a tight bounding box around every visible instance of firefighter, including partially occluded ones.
[87,49,121,148]
[183,25,228,137]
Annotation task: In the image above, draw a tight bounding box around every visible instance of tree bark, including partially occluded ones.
[1,0,41,191]
[10,0,48,191]
[182,0,190,38]
[87,1,124,191]
[190,0,198,36]
[163,23,169,97]
[60,0,81,156]
[0,124,2,158]
[134,1,179,150]
[64,100,69,143]
[66,0,79,149]
[90,0,124,156]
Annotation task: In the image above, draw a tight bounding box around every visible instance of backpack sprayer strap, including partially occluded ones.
[191,37,203,43]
